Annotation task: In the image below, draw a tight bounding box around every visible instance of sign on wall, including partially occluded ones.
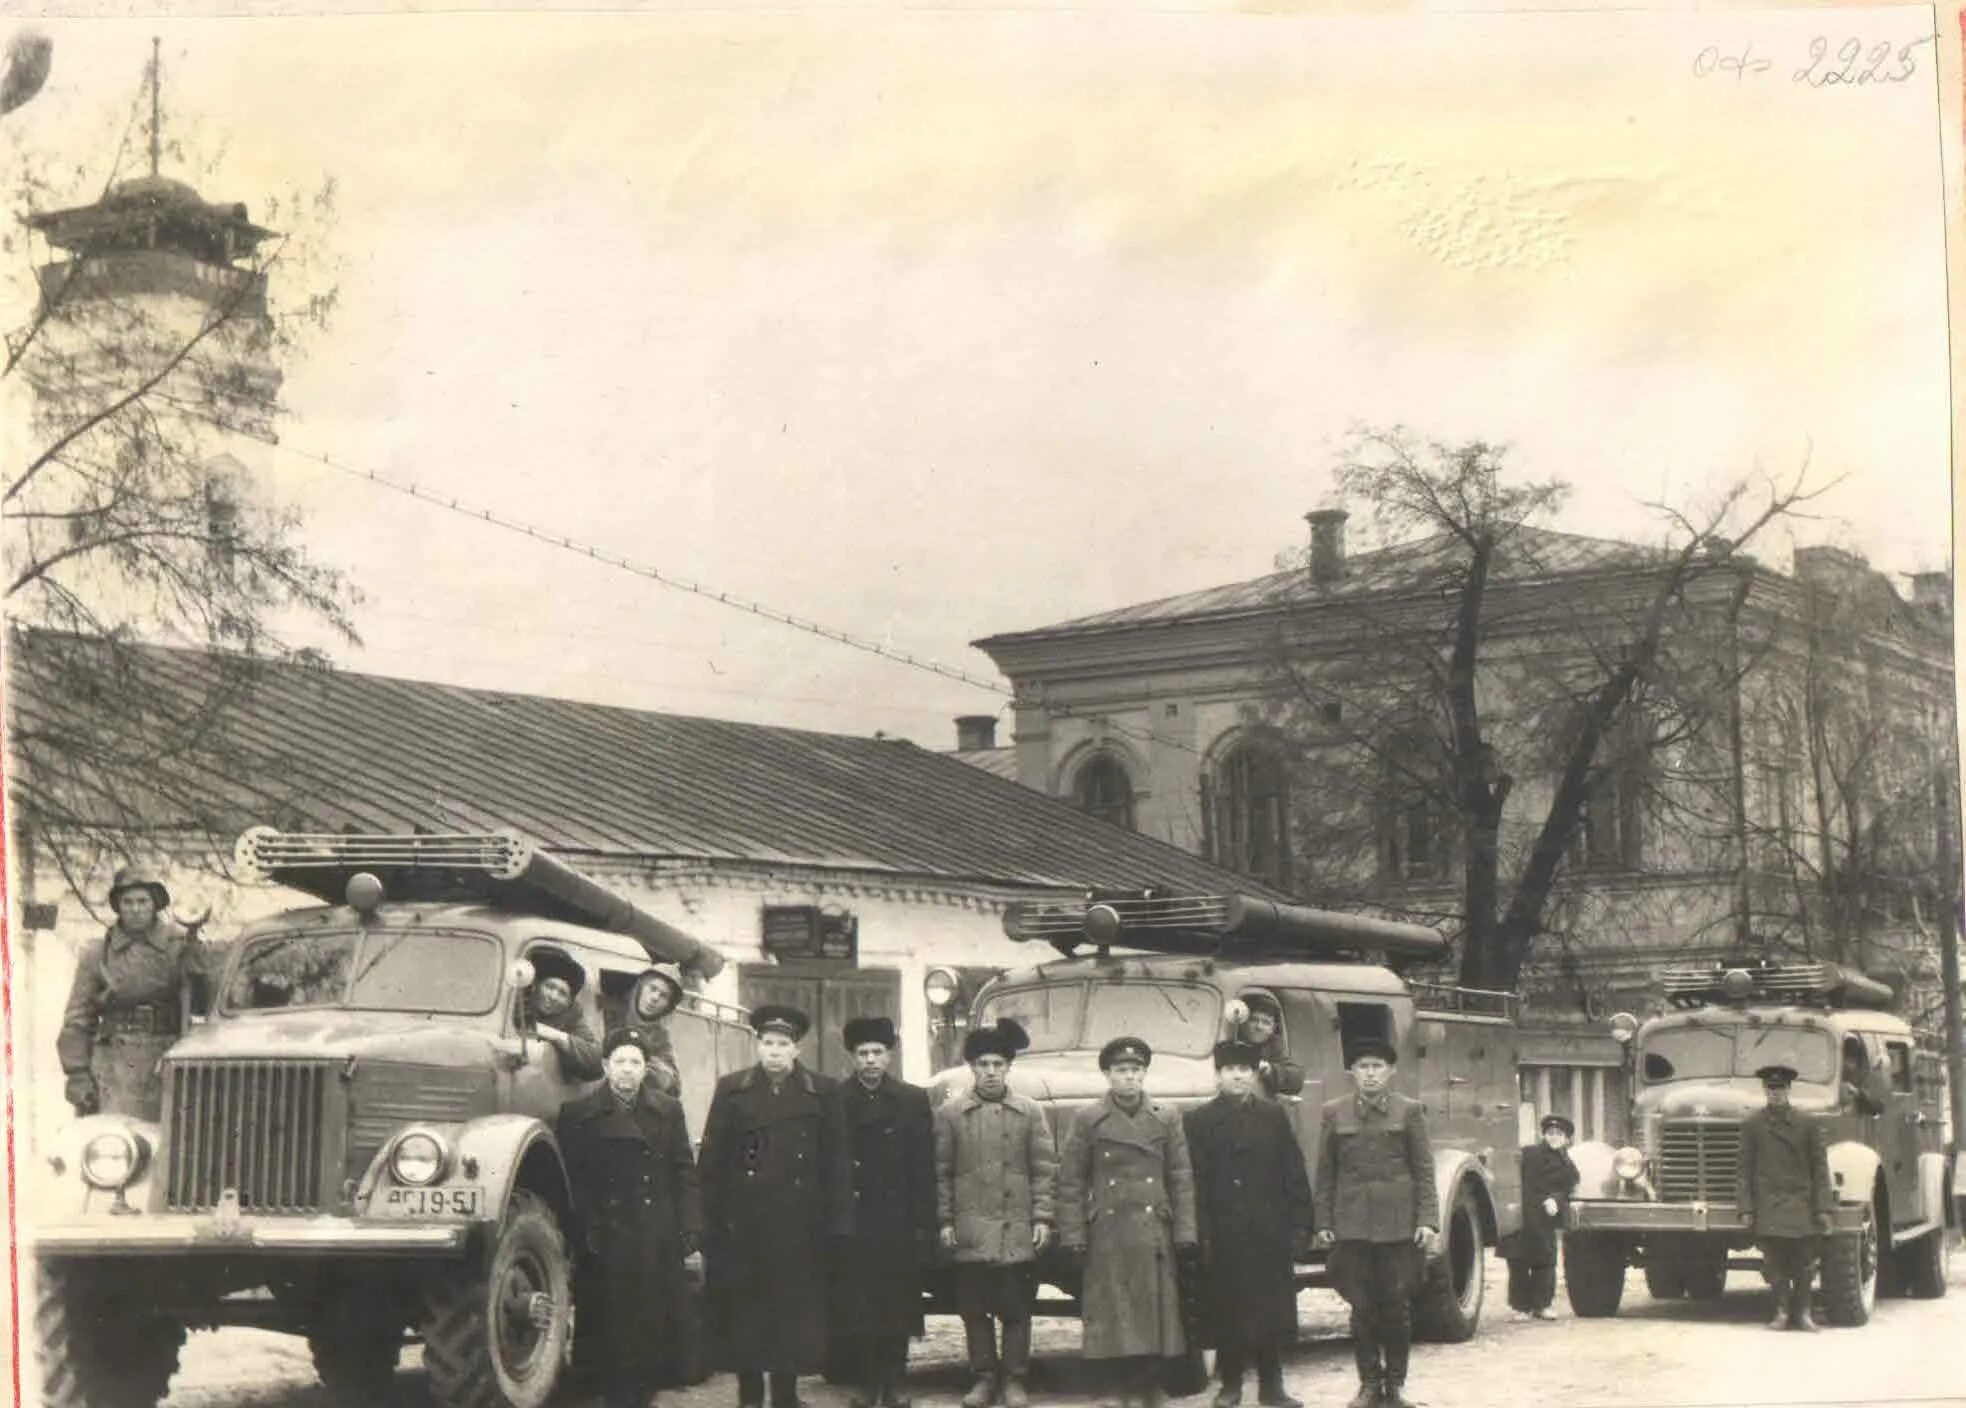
[761,904,858,963]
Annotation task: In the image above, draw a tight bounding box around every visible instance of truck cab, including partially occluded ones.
[924,891,1524,1350]
[29,829,752,1408]
[1564,957,1952,1325]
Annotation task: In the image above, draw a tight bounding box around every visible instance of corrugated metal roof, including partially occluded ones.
[6,630,1284,900]
[977,527,1662,643]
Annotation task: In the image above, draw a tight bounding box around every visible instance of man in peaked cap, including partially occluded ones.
[1738,1063,1834,1332]
[58,863,211,1119]
[935,1018,1055,1408]
[522,945,603,1081]
[1060,1036,1199,1408]
[700,1005,852,1408]
[1505,1114,1579,1321]
[1314,1037,1436,1408]
[1185,1042,1313,1408]
[825,1016,935,1408]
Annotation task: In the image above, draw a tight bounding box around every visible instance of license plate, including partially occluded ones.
[382,1185,483,1217]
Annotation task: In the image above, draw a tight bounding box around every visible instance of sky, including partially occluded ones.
[2,3,1953,749]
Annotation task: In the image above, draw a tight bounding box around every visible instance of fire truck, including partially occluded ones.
[924,891,1526,1367]
[1563,957,1954,1324]
[28,828,752,1408]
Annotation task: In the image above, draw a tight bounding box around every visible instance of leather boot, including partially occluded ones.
[1767,1281,1790,1330]
[738,1371,766,1408]
[882,1365,913,1408]
[960,1378,997,1408]
[1256,1370,1300,1407]
[1344,1380,1380,1408]
[1001,1378,1029,1408]
[1380,1383,1418,1408]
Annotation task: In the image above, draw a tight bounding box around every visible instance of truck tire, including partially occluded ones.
[423,1190,574,1408]
[1411,1183,1484,1342]
[1642,1256,1685,1299]
[1563,1232,1626,1318]
[1820,1199,1879,1327]
[309,1298,405,1406]
[1896,1224,1949,1300]
[35,1262,185,1408]
[1680,1243,1727,1300]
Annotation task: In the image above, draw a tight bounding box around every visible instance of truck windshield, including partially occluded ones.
[976,982,1220,1058]
[222,930,501,1015]
[1640,1022,1835,1085]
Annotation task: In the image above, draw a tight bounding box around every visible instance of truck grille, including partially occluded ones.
[1656,1121,1740,1203]
[165,1060,332,1213]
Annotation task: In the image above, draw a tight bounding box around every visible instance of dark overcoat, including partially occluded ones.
[1510,1144,1580,1267]
[1736,1105,1833,1239]
[1058,1095,1198,1360]
[827,1074,936,1340]
[58,916,207,1120]
[1184,1093,1313,1347]
[699,1063,853,1372]
[557,1083,703,1390]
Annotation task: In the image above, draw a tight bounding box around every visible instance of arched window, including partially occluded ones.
[1206,738,1292,889]
[1073,754,1136,831]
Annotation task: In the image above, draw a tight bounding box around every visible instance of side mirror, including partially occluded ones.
[508,959,536,991]
[1223,998,1250,1031]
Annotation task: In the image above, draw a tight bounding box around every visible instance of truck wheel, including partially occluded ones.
[423,1190,574,1408]
[1680,1243,1727,1301]
[35,1263,185,1408]
[1820,1199,1879,1327]
[1642,1256,1686,1299]
[309,1298,405,1405]
[1410,1183,1484,1342]
[1563,1232,1627,1318]
[1897,1224,1949,1300]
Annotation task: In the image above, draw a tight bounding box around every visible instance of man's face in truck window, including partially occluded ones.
[1242,1009,1277,1045]
[970,1053,1010,1098]
[533,976,573,1018]
[1351,1055,1392,1096]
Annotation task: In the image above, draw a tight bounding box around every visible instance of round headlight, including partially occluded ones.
[81,1131,142,1190]
[924,968,958,1008]
[1612,1146,1646,1181]
[391,1131,448,1187]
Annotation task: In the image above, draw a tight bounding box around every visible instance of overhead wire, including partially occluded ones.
[273,441,1012,698]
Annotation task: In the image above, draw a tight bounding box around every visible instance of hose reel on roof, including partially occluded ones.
[1005,890,1447,961]
[235,826,726,979]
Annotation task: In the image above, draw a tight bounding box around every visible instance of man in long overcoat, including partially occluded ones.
[1737,1063,1834,1332]
[58,865,210,1120]
[826,1016,935,1408]
[1058,1037,1199,1408]
[935,1019,1055,1408]
[700,1005,853,1408]
[558,1026,705,1408]
[1313,1038,1437,1408]
[1184,1040,1312,1408]
[1504,1114,1579,1319]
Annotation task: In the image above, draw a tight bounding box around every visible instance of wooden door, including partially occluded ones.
[738,964,901,1079]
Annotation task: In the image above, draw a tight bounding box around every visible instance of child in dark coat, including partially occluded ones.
[1506,1114,1580,1319]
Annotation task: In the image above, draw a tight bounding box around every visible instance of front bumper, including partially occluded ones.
[1569,1200,1866,1235]
[30,1213,472,1258]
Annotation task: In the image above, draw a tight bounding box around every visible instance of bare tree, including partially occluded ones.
[3,51,357,910]
[1259,427,1823,993]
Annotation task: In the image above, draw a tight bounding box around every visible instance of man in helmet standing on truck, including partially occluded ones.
[1738,1063,1834,1332]
[57,864,210,1120]
[1313,1038,1437,1408]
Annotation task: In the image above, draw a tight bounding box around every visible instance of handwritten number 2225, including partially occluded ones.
[1793,36,1932,87]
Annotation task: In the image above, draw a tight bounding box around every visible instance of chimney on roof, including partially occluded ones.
[1910,571,1952,617]
[955,715,998,751]
[1305,508,1349,585]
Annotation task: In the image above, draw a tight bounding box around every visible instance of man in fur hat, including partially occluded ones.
[1185,1041,1313,1408]
[523,945,604,1080]
[700,1005,853,1408]
[1504,1114,1579,1320]
[825,1016,935,1408]
[934,1019,1056,1408]
[1313,1038,1437,1408]
[58,864,211,1119]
